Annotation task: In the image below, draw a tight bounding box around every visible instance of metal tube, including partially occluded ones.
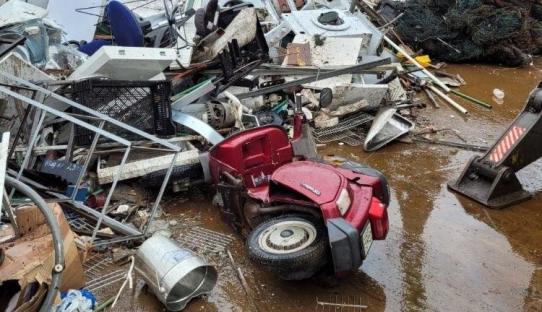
[0,71,180,151]
[295,93,302,113]
[7,168,141,236]
[143,151,179,236]
[235,58,392,99]
[286,0,298,11]
[10,109,46,199]
[424,88,440,108]
[5,176,65,312]
[349,0,356,13]
[70,121,106,200]
[0,132,10,216]
[383,36,451,92]
[450,89,492,109]
[90,146,131,245]
[89,234,146,247]
[0,86,131,146]
[8,105,32,160]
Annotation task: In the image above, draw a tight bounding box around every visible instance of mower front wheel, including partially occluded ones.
[246,214,328,280]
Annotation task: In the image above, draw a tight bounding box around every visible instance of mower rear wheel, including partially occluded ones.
[246,214,328,280]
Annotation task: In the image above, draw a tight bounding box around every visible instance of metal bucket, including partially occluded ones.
[135,235,218,311]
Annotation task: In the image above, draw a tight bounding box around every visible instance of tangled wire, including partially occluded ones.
[389,0,542,66]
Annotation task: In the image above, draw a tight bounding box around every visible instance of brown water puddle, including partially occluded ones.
[119,62,542,312]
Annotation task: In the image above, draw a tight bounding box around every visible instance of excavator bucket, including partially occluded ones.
[448,83,542,209]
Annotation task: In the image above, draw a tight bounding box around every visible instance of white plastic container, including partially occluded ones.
[493,89,505,99]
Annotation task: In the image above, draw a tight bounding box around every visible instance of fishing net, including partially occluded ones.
[390,0,542,66]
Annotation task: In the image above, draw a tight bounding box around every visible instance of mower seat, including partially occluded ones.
[209,126,294,188]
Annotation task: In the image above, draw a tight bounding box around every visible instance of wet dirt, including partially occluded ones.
[107,62,542,312]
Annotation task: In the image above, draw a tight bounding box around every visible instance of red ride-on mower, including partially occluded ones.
[201,94,391,280]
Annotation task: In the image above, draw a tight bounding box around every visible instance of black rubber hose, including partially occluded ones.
[5,176,65,312]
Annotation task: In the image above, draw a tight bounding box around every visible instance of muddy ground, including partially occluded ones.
[101,62,542,312]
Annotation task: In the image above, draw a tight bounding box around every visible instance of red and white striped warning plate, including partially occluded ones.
[490,126,527,163]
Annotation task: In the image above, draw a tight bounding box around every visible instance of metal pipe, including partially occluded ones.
[0,86,131,146]
[450,89,492,109]
[90,146,131,245]
[7,168,141,236]
[8,104,32,160]
[143,151,179,236]
[424,88,440,108]
[10,109,46,200]
[383,36,451,92]
[235,58,392,99]
[0,132,10,217]
[5,176,65,312]
[71,121,105,201]
[413,137,488,152]
[0,71,180,152]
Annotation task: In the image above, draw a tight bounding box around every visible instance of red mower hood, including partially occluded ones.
[271,161,345,205]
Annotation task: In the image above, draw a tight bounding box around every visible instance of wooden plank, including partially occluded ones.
[97,149,200,184]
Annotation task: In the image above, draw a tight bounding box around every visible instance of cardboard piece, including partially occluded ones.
[0,203,86,295]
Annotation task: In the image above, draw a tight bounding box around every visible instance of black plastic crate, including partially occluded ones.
[70,79,176,146]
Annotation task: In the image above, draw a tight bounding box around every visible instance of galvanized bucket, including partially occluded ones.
[135,235,218,311]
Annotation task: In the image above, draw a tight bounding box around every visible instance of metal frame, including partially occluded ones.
[0,70,181,246]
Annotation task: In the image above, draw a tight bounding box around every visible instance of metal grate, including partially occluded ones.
[313,112,373,137]
[83,254,129,293]
[313,112,372,145]
[85,269,128,293]
[338,133,365,146]
[315,130,365,146]
[316,295,368,311]
[84,254,114,279]
[177,226,233,253]
[65,211,105,244]
[387,77,407,101]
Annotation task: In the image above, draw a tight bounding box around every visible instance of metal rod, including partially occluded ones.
[0,71,181,151]
[428,85,468,115]
[90,146,131,245]
[3,192,20,238]
[413,137,489,152]
[90,234,146,247]
[383,36,451,92]
[0,132,10,216]
[7,168,141,236]
[450,89,492,109]
[66,124,76,163]
[143,151,179,236]
[235,58,392,99]
[349,0,357,13]
[10,109,46,199]
[8,105,32,160]
[0,86,131,146]
[424,88,440,108]
[71,121,105,201]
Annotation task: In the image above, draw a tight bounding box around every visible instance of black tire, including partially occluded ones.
[140,163,204,188]
[246,214,328,280]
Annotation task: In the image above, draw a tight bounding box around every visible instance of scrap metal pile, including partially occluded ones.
[0,0,492,311]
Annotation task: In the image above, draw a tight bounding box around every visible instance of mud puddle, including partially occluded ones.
[106,62,542,312]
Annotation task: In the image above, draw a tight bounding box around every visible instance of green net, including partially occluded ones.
[393,0,542,66]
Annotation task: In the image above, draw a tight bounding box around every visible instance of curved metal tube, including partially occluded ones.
[5,176,65,312]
